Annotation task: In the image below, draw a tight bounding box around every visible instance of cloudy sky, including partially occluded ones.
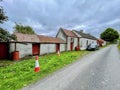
[0,0,120,37]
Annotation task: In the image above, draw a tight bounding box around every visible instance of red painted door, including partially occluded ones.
[32,44,40,55]
[70,42,73,51]
[0,43,9,59]
[56,44,60,52]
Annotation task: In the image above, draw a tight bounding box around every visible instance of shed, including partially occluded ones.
[10,33,66,59]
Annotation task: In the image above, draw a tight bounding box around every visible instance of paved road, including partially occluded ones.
[23,45,120,90]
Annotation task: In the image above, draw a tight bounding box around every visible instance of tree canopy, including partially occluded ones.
[100,28,119,42]
[0,1,15,42]
[14,23,35,34]
[0,28,16,42]
[0,0,8,23]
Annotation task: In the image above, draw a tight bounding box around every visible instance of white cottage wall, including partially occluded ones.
[60,44,66,52]
[67,37,71,51]
[56,30,66,41]
[10,43,32,58]
[73,38,78,49]
[40,44,56,55]
[80,38,97,50]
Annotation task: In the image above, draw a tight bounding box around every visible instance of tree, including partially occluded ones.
[0,1,15,42]
[14,23,35,34]
[0,0,8,23]
[100,28,119,42]
[0,28,16,41]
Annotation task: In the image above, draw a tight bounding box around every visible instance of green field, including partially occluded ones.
[0,51,90,90]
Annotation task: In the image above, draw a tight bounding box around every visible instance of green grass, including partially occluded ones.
[118,44,120,50]
[0,51,89,90]
[0,60,15,67]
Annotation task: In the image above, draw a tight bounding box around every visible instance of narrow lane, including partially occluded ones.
[23,45,120,90]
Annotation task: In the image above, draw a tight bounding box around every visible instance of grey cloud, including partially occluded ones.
[0,0,120,37]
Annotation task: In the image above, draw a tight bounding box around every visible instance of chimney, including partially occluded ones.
[80,30,83,32]
[87,33,90,35]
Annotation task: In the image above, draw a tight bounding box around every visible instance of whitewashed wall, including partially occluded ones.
[10,43,32,58]
[56,29,66,41]
[80,38,97,50]
[40,44,56,55]
[67,37,71,51]
[10,43,66,59]
[73,38,78,49]
[60,44,66,52]
[67,37,78,51]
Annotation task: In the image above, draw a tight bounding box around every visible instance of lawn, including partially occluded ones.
[0,51,90,90]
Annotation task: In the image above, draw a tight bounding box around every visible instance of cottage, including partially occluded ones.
[72,30,98,50]
[0,28,98,60]
[56,28,78,51]
[9,33,65,59]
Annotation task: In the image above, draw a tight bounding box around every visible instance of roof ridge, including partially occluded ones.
[74,30,98,40]
[60,28,77,37]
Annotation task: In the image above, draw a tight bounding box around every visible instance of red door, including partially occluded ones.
[32,44,40,55]
[0,43,9,59]
[56,44,60,52]
[70,42,73,51]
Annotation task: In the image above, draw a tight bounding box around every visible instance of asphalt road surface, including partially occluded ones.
[23,45,120,90]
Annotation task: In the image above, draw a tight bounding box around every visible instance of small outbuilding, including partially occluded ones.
[9,33,66,59]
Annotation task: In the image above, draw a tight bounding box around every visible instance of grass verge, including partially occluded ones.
[0,51,90,90]
[118,44,120,50]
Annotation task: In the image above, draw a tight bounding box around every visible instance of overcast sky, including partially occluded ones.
[0,0,120,37]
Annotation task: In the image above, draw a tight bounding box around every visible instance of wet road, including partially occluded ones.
[23,45,120,90]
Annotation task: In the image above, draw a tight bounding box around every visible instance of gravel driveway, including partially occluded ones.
[23,45,120,90]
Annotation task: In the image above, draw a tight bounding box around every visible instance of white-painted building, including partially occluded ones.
[72,30,98,50]
[0,28,98,60]
[9,33,66,59]
[56,28,78,51]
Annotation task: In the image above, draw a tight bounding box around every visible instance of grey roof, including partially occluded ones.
[73,30,98,40]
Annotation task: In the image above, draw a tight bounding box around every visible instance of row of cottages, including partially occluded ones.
[0,33,66,59]
[56,28,98,50]
[0,28,98,60]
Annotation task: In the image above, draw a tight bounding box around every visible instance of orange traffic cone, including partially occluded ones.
[34,56,40,72]
[57,50,60,56]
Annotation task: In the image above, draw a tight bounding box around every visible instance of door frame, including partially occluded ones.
[0,42,9,59]
[70,42,73,51]
[56,43,60,52]
[32,43,40,55]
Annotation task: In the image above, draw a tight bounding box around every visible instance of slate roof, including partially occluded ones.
[13,33,65,43]
[61,28,77,37]
[73,30,98,40]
